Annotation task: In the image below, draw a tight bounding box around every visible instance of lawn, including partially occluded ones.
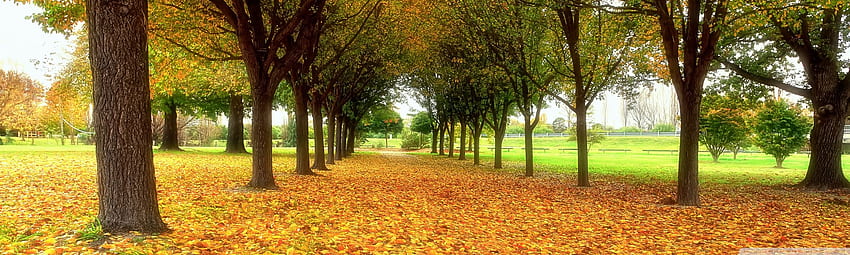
[1,137,850,253]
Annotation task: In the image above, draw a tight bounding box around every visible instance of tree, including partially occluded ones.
[205,0,327,183]
[551,117,567,133]
[410,111,433,135]
[716,2,850,189]
[753,100,811,168]
[461,0,553,176]
[86,0,167,232]
[365,106,403,148]
[541,1,646,187]
[0,70,44,134]
[629,0,730,206]
[699,102,749,162]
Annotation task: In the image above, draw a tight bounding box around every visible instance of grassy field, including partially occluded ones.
[0,135,830,188]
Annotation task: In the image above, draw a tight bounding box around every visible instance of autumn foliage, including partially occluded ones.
[2,150,850,254]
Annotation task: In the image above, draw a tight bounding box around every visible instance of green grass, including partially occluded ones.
[415,136,838,187]
[77,218,103,241]
[3,136,835,188]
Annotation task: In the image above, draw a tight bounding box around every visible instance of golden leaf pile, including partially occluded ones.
[1,150,849,254]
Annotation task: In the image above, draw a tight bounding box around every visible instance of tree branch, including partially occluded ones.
[715,56,811,98]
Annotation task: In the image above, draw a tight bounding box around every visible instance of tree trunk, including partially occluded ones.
[310,94,328,170]
[158,101,180,151]
[326,114,336,165]
[293,85,314,175]
[430,125,438,153]
[335,118,344,161]
[523,114,534,177]
[458,121,467,160]
[799,99,850,189]
[448,122,455,158]
[346,121,356,157]
[576,105,590,187]
[494,129,505,169]
[87,0,167,233]
[248,92,278,188]
[473,123,482,166]
[225,93,247,153]
[676,93,701,206]
[438,122,446,155]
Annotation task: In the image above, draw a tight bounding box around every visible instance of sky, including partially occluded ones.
[0,2,73,88]
[0,2,661,129]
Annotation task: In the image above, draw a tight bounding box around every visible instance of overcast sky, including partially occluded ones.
[0,2,650,128]
[0,2,73,88]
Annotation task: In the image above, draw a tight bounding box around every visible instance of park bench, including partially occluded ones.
[532,147,549,152]
[642,149,677,155]
[487,147,514,151]
[558,148,578,152]
[599,148,631,153]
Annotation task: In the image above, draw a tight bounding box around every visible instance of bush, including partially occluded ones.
[533,125,554,134]
[506,125,525,134]
[616,126,642,132]
[400,130,429,150]
[651,123,676,132]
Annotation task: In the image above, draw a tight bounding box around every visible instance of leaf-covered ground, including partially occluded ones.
[1,150,849,254]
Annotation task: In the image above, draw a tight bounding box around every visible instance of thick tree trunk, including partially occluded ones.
[523,114,534,177]
[677,93,701,206]
[576,106,590,187]
[494,130,505,169]
[799,98,850,189]
[293,85,314,175]
[458,121,467,160]
[225,93,247,154]
[310,94,328,170]
[248,93,278,188]
[87,0,167,233]
[326,114,336,165]
[158,102,180,151]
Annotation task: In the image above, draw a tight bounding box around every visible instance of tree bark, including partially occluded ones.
[158,101,181,151]
[326,113,336,165]
[438,122,446,155]
[346,120,356,157]
[310,92,328,170]
[576,105,590,187]
[799,98,850,189]
[225,93,247,153]
[494,129,505,169]
[293,84,315,175]
[523,114,534,177]
[472,123,482,166]
[336,118,344,160]
[458,121,467,160]
[676,92,701,206]
[430,126,438,153]
[248,92,279,188]
[87,0,167,233]
[448,122,455,158]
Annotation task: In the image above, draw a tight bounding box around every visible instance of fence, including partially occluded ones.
[504,131,681,138]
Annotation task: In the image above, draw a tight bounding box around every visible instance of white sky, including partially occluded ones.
[0,2,73,88]
[0,2,666,129]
